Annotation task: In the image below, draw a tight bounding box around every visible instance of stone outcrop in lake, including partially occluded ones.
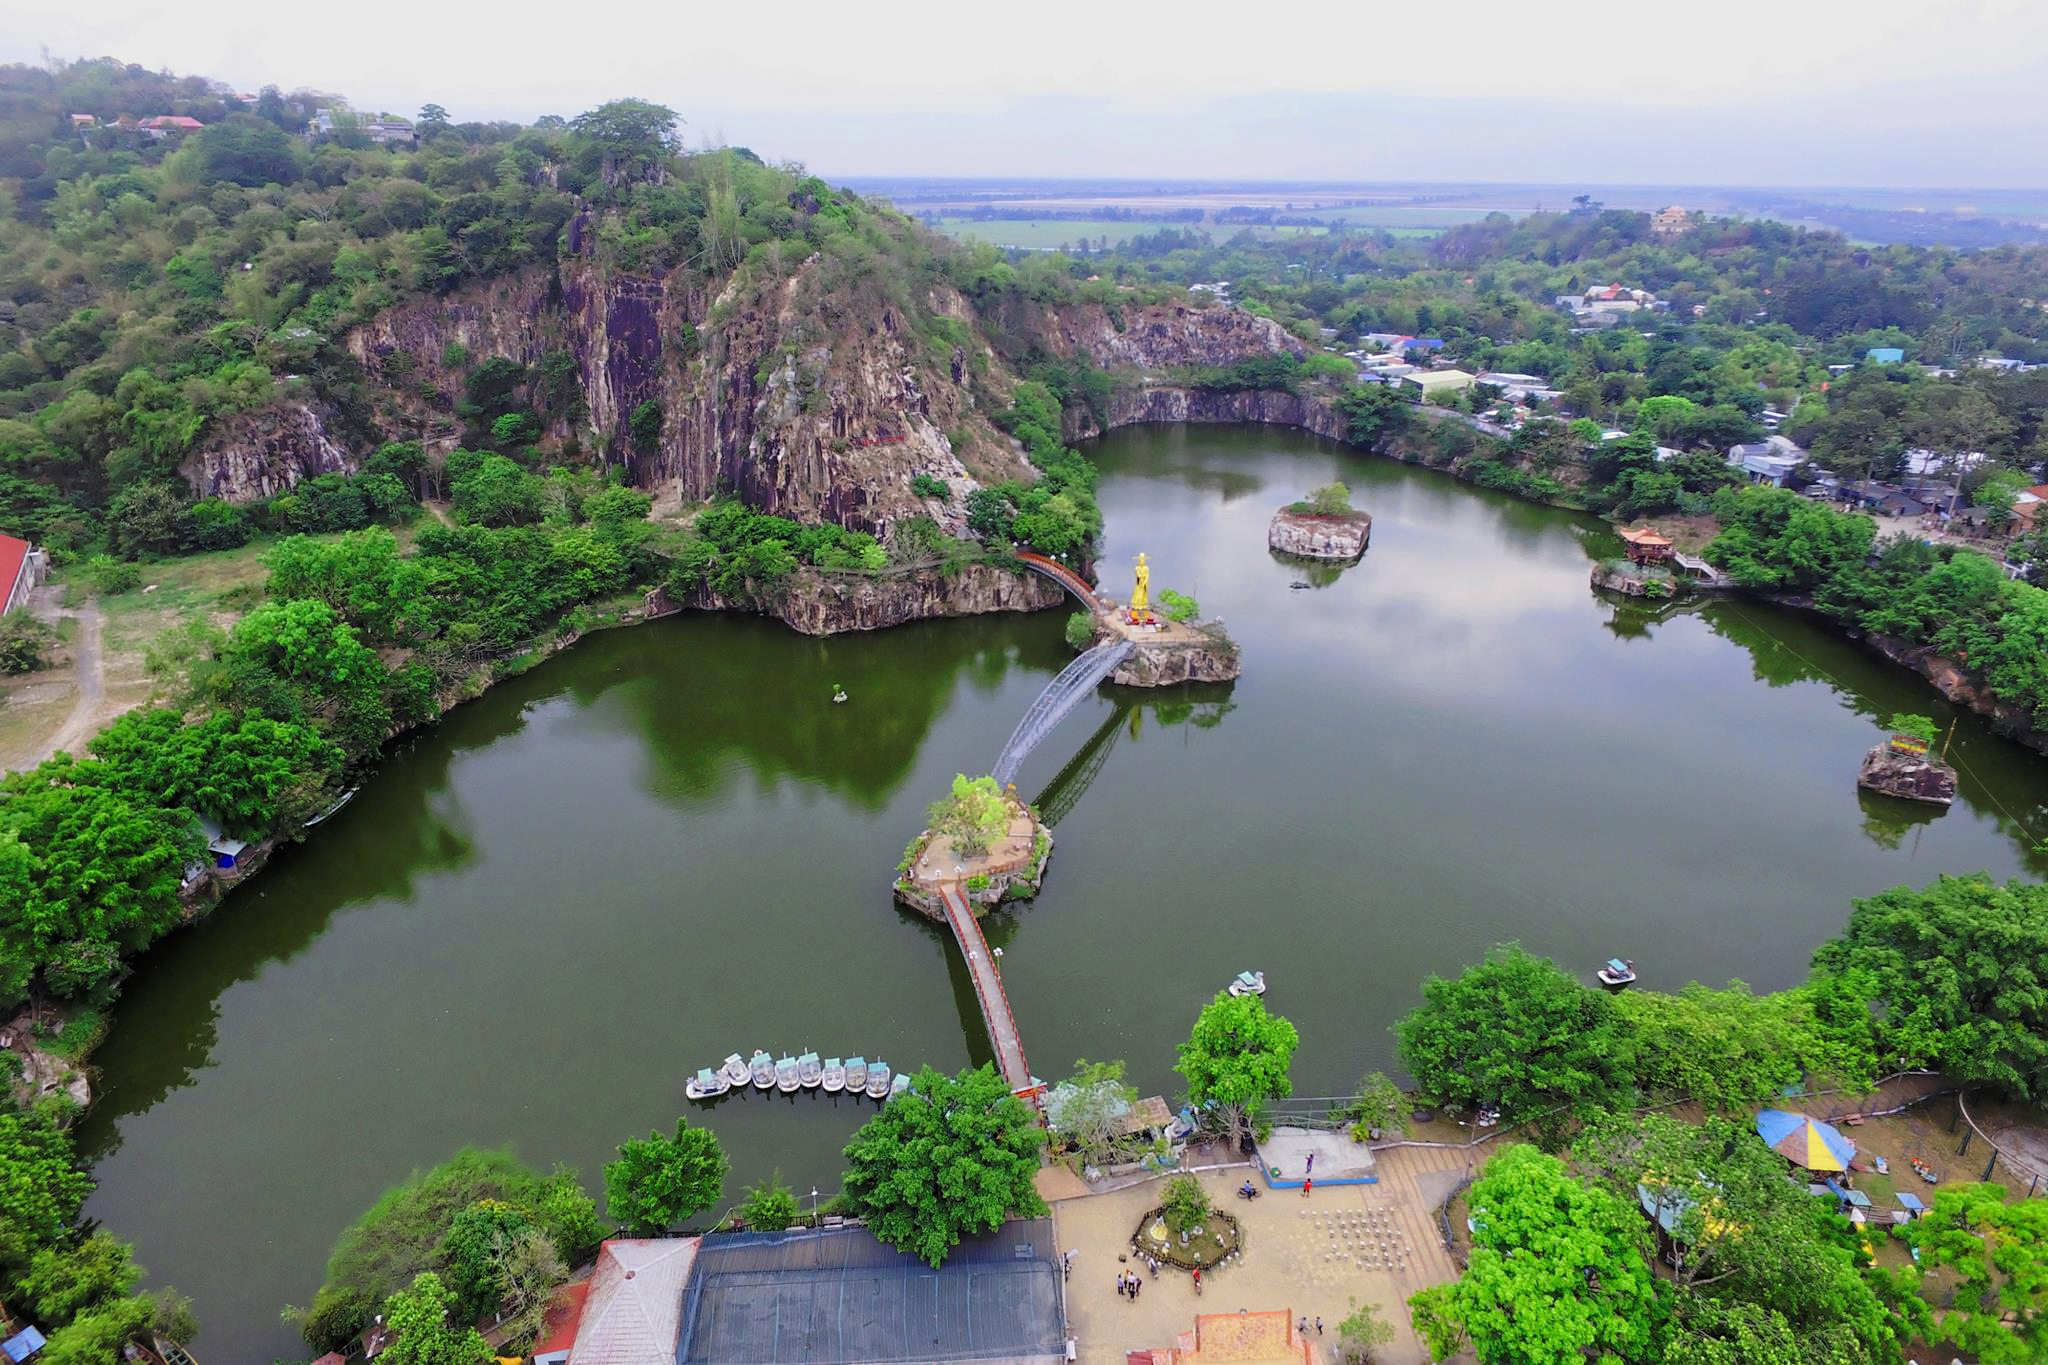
[1857,741,1958,806]
[1269,507,1371,561]
[1111,635,1242,686]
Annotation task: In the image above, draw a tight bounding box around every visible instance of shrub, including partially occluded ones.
[1064,611,1097,650]
[1307,481,1352,516]
[1158,589,1199,623]
[0,614,56,674]
[740,1171,801,1231]
[80,554,141,596]
[629,399,663,450]
[1888,712,1938,746]
[911,473,949,499]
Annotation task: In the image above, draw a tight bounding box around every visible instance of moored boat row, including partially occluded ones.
[687,1050,912,1102]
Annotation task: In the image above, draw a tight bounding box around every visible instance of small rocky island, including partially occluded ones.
[894,776,1051,918]
[1082,553,1242,685]
[1268,481,1371,562]
[1857,716,1957,807]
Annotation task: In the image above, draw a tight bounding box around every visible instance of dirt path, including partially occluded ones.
[36,599,113,763]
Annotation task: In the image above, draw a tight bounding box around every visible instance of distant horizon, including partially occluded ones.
[9,0,2048,188]
[832,176,2047,196]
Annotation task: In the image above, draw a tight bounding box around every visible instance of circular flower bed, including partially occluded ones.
[1131,1206,1244,1271]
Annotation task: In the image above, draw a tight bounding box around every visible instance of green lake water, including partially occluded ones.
[78,424,2048,1360]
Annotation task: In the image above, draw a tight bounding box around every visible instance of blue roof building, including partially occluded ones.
[1866,347,1905,364]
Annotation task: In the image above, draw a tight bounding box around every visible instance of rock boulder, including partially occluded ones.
[1856,742,1957,806]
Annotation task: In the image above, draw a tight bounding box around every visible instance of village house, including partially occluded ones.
[137,115,204,139]
[0,533,48,615]
[307,109,418,146]
[1728,435,1807,486]
[1650,205,1691,237]
[1403,369,1475,398]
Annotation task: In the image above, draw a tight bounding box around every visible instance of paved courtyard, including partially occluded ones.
[1051,1150,1476,1365]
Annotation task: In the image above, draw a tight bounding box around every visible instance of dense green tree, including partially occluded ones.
[1414,1144,1661,1365]
[303,1149,567,1352]
[1706,486,1876,593]
[379,1271,490,1365]
[1811,874,2048,1095]
[1395,945,1627,1126]
[1610,981,1876,1111]
[450,453,543,527]
[216,598,391,753]
[603,1116,728,1236]
[1046,1058,1141,1163]
[89,707,342,834]
[18,1233,140,1327]
[0,1108,96,1274]
[924,773,1009,859]
[1175,992,1299,1141]
[192,113,301,186]
[841,1064,1047,1266]
[1905,1182,2048,1363]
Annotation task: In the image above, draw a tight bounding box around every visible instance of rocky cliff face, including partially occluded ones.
[179,402,357,501]
[186,235,1305,547]
[1073,386,1350,444]
[657,561,1065,636]
[1110,636,1243,687]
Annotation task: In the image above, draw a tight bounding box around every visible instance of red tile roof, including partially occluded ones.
[533,1278,591,1357]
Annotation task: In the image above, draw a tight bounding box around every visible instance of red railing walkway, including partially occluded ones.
[935,882,1036,1101]
[1014,551,1111,613]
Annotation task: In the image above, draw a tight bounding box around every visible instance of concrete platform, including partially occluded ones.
[1254,1127,1378,1187]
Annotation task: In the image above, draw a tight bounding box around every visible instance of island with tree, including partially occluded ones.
[893,773,1051,918]
[1269,482,1372,562]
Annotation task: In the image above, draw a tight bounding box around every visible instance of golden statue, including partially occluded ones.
[1130,552,1151,621]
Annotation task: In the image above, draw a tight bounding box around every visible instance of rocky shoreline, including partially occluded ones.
[1268,507,1371,562]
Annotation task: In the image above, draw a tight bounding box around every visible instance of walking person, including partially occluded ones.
[1314,1317,1324,1336]
[1305,1152,1314,1177]
[1302,1176,1313,1198]
[1192,1266,1202,1295]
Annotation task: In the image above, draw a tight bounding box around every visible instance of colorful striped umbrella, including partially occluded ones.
[1755,1109,1856,1172]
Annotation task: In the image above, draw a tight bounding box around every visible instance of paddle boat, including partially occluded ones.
[866,1060,893,1099]
[1595,958,1637,987]
[1911,1155,1941,1185]
[844,1057,868,1093]
[720,1053,751,1087]
[686,1067,730,1101]
[776,1055,800,1093]
[890,1071,912,1099]
[821,1057,845,1093]
[749,1051,776,1089]
[1228,970,1267,997]
[798,1052,822,1088]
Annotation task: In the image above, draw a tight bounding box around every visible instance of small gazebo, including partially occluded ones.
[1619,525,1675,565]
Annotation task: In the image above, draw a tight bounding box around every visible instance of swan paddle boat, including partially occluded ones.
[720,1053,751,1088]
[821,1057,845,1093]
[866,1060,892,1099]
[798,1052,823,1088]
[890,1071,912,1098]
[1228,970,1267,997]
[686,1067,730,1101]
[844,1057,868,1093]
[749,1051,775,1089]
[775,1055,800,1093]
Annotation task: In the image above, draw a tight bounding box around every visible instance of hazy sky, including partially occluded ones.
[9,0,2048,185]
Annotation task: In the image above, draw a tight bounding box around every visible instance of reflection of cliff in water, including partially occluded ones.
[589,613,1068,813]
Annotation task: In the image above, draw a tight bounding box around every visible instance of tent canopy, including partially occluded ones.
[1756,1109,1855,1172]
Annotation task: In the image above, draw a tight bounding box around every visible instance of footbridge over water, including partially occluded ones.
[936,881,1034,1096]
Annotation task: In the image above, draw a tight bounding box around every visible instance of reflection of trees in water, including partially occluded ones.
[1856,790,1945,852]
[1269,553,1350,590]
[1029,689,1236,827]
[77,732,480,1156]
[596,615,1067,813]
[1701,601,2048,873]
